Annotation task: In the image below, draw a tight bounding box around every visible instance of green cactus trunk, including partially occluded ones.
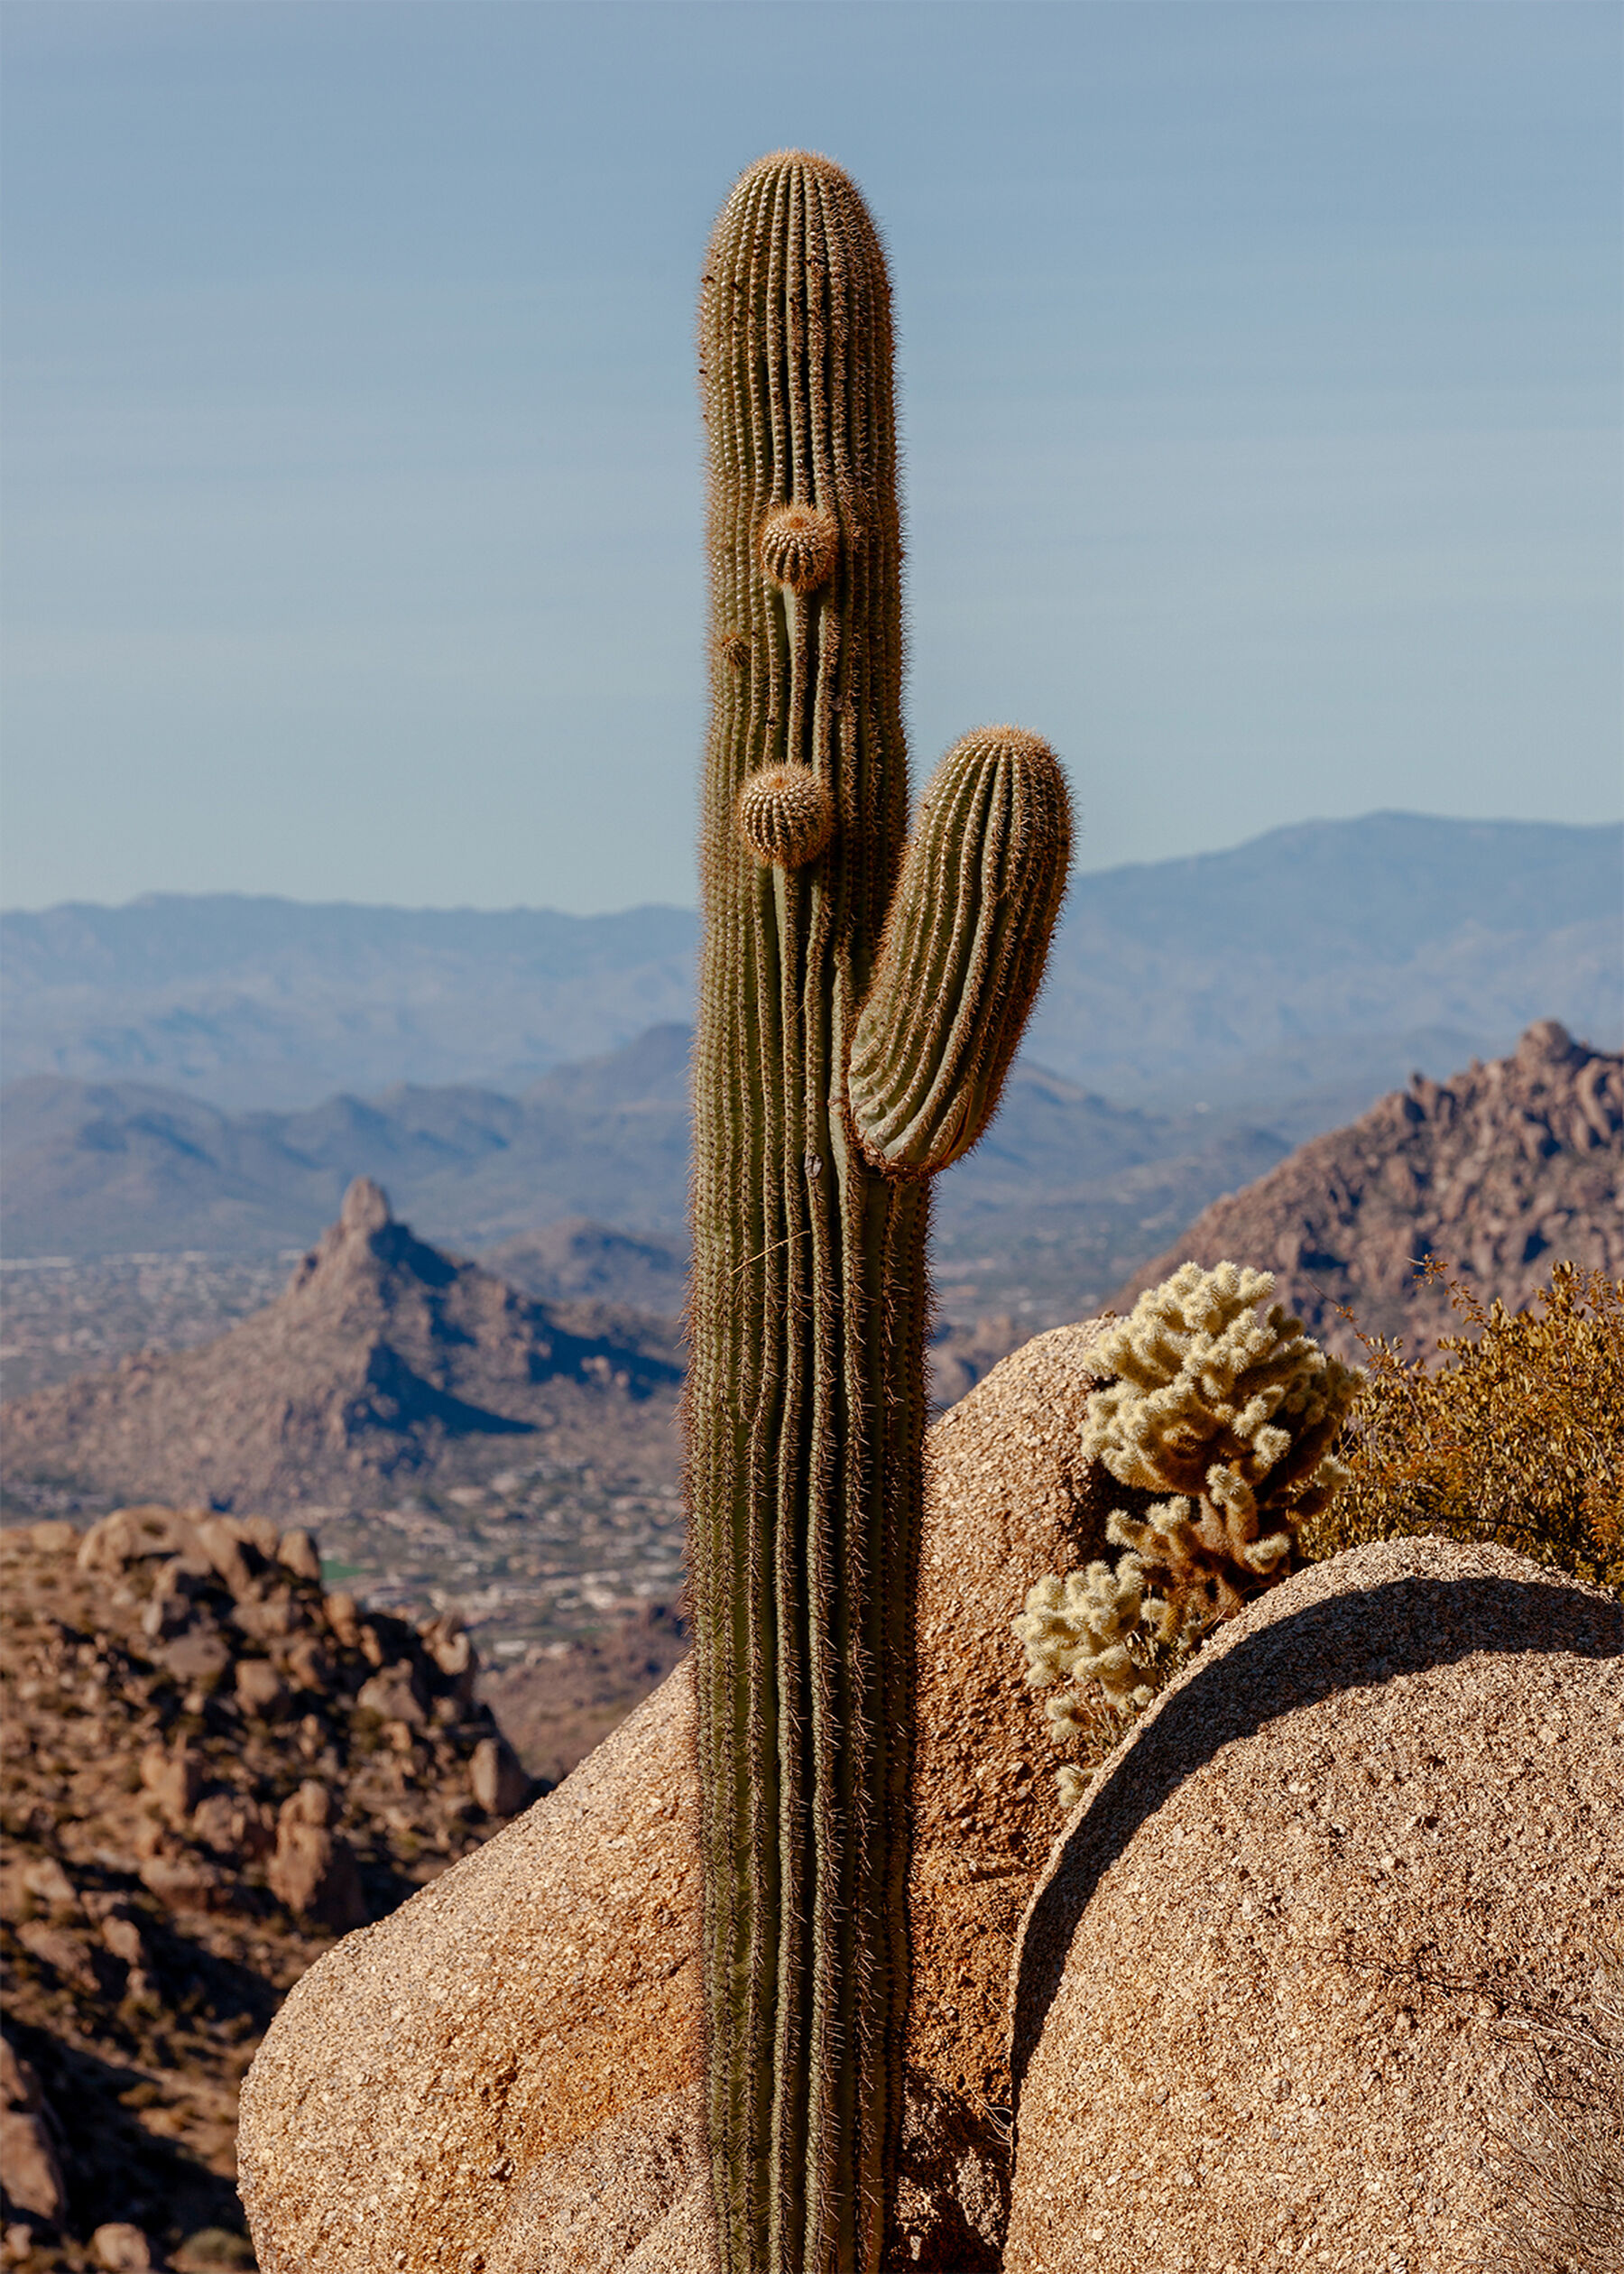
[689,150,1071,2274]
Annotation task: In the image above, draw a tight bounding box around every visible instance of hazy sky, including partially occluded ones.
[3,1,1619,914]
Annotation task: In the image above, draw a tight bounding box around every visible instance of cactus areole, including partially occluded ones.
[688,150,1072,2274]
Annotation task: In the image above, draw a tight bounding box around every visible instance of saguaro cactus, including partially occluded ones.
[689,149,1072,2274]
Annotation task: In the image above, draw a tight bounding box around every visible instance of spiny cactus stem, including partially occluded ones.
[693,149,1060,2274]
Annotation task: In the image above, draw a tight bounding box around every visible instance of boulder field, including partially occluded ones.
[237,1327,1623,2271]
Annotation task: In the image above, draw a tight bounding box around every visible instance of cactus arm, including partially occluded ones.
[846,726,1072,1175]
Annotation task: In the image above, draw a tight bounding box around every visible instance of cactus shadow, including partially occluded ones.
[1008,1571,1623,2102]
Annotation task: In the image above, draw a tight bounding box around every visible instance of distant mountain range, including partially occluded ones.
[0,1025,1288,1285]
[5,814,1618,1115]
[8,1028,1618,1523]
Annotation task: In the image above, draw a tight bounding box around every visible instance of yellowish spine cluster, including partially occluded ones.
[736,763,836,870]
[757,501,841,594]
[1013,1560,1159,1724]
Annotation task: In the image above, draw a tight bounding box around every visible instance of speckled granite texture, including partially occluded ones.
[1004,1534,1623,2274]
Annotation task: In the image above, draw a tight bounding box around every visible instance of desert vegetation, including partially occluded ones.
[687,148,1073,2273]
[1021,1256,1622,1792]
[1304,1257,1624,1597]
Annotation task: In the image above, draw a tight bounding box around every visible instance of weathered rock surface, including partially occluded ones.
[238,1669,704,2271]
[239,1319,1154,2270]
[1112,1021,1624,1353]
[1,2031,67,2222]
[1004,1534,1624,2274]
[1,1177,682,1515]
[906,1320,1150,2120]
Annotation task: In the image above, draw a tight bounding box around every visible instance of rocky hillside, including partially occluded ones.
[0,1506,535,2268]
[0,1179,683,1521]
[481,1218,689,1312]
[1112,1021,1623,1353]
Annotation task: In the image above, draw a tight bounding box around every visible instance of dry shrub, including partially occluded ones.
[1300,1259,1624,1599]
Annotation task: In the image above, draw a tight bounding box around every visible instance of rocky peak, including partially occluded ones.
[1514,1016,1583,1074]
[285,1175,458,1306]
[341,1174,392,1237]
[3,1189,683,1517]
[1111,1021,1622,1352]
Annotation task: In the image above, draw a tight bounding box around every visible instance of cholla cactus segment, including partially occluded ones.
[1013,1559,1158,1715]
[1056,1762,1090,1809]
[1082,1262,1364,1619]
[1105,1496,1290,1627]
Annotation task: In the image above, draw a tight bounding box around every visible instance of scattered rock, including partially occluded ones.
[193,1520,260,1601]
[158,1630,231,1689]
[134,1855,236,1916]
[419,1612,475,1701]
[14,1920,101,1995]
[321,1591,360,1649]
[1003,1535,1624,2273]
[267,1788,365,1931]
[355,1661,426,1728]
[98,1913,147,1969]
[78,1506,198,1578]
[232,1659,289,1719]
[20,1859,77,1913]
[0,2107,67,2223]
[0,1509,532,2258]
[189,1794,273,1863]
[0,2033,66,2222]
[276,1528,322,1585]
[282,1634,334,1694]
[140,1746,203,1826]
[91,2223,155,2271]
[469,1735,530,1818]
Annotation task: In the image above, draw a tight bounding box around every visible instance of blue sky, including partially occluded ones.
[3,1,1619,913]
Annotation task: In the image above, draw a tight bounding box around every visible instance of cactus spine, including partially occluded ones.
[689,150,1072,2274]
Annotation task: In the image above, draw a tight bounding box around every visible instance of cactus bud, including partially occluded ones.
[737,764,836,869]
[759,502,840,595]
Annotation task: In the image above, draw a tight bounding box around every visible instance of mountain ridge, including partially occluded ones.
[1108,1021,1624,1354]
[2,1025,1290,1265]
[5,814,1617,1111]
